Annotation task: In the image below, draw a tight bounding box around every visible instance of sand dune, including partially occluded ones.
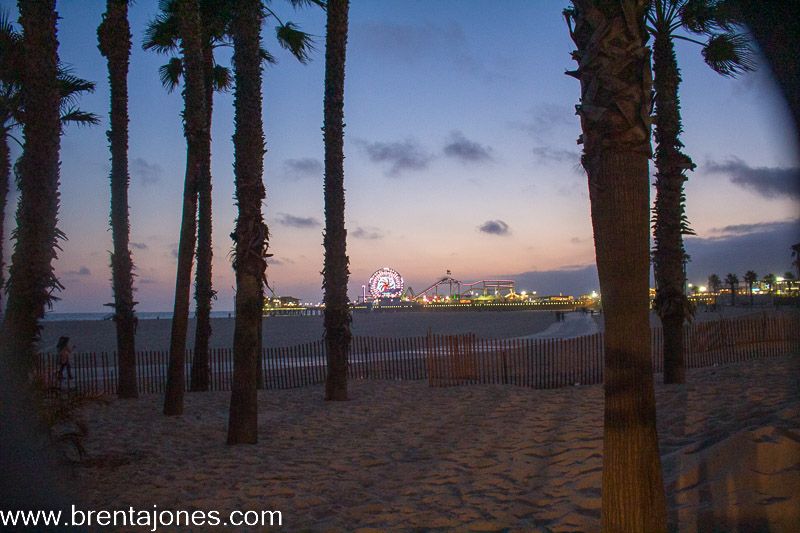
[73,354,799,531]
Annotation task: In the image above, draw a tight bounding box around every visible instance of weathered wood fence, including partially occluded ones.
[36,312,799,395]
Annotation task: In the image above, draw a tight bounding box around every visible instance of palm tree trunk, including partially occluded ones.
[99,0,138,399]
[1,0,62,368]
[567,1,667,531]
[164,0,208,416]
[190,42,215,393]
[227,0,266,444]
[323,0,351,402]
[652,27,693,385]
[0,128,9,318]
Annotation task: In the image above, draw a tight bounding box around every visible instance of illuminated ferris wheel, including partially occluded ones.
[368,267,404,299]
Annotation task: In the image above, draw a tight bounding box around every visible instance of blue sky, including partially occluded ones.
[2,0,799,312]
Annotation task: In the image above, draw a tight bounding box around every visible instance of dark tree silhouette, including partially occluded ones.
[763,273,776,294]
[744,270,757,306]
[725,272,739,306]
[792,242,800,279]
[162,0,209,416]
[98,0,138,399]
[323,0,352,401]
[227,0,267,444]
[708,273,721,294]
[649,0,753,384]
[565,1,667,530]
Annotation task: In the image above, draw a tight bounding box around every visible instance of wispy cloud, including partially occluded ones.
[512,104,575,137]
[358,139,434,177]
[478,219,510,236]
[283,157,323,179]
[443,131,493,163]
[276,213,321,229]
[704,157,800,200]
[708,219,799,237]
[131,242,148,250]
[65,266,91,276]
[351,226,383,240]
[131,157,163,186]
[532,146,581,166]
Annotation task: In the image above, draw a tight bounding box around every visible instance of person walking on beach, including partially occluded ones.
[57,336,74,382]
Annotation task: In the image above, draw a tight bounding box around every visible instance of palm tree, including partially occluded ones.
[763,273,776,294]
[725,272,739,305]
[145,0,317,393]
[649,0,753,385]
[323,0,351,401]
[565,1,667,530]
[98,0,138,399]
[708,273,721,294]
[743,270,757,306]
[0,13,97,319]
[792,242,800,279]
[227,0,266,445]
[1,0,65,368]
[162,0,209,416]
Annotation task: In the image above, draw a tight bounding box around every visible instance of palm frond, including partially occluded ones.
[275,22,316,64]
[211,64,232,91]
[679,0,718,33]
[143,11,180,54]
[260,47,277,65]
[159,57,184,92]
[57,69,96,103]
[60,108,100,126]
[285,0,327,9]
[702,32,756,76]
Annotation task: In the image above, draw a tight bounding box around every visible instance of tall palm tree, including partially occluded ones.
[162,0,209,416]
[0,12,97,320]
[323,0,351,401]
[565,1,667,530]
[227,0,266,445]
[145,0,317,393]
[743,270,757,306]
[1,0,64,368]
[98,0,138,399]
[649,0,754,384]
[725,272,739,305]
[763,273,776,294]
[792,242,800,279]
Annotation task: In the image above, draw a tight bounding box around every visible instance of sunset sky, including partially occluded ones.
[2,0,799,312]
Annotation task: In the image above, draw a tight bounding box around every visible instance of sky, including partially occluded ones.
[1,0,799,313]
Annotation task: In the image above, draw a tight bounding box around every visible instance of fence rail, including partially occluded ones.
[36,312,800,395]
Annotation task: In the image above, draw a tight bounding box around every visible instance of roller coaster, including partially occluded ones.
[408,272,517,302]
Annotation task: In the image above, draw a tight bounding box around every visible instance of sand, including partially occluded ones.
[71,354,800,532]
[39,310,561,353]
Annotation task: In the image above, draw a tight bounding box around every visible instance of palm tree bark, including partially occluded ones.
[164,0,208,416]
[2,0,62,367]
[323,0,351,402]
[190,40,215,392]
[0,128,9,318]
[566,1,667,531]
[98,0,138,399]
[652,26,693,385]
[227,0,266,444]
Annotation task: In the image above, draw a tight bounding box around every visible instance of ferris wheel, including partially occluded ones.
[368,267,404,299]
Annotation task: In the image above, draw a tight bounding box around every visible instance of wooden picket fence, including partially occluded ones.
[36,312,800,395]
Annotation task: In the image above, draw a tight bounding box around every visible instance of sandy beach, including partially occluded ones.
[70,353,799,532]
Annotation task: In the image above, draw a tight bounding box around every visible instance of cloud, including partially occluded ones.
[276,213,321,229]
[358,139,434,177]
[478,220,510,236]
[704,157,800,199]
[351,226,383,240]
[283,158,323,179]
[532,146,581,165]
[131,157,163,186]
[267,257,294,266]
[65,266,91,276]
[131,242,148,250]
[169,243,179,259]
[443,131,493,163]
[708,220,791,237]
[139,277,157,285]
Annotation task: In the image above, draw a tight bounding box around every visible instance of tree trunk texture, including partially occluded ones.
[190,42,215,392]
[0,130,9,318]
[99,0,138,399]
[164,0,208,416]
[567,1,668,531]
[652,28,693,385]
[227,0,266,444]
[2,0,62,369]
[323,0,352,402]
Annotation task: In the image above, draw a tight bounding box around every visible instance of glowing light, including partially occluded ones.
[699,286,707,293]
